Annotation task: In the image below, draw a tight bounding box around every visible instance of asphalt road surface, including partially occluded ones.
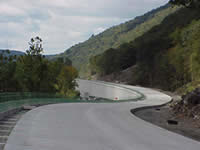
[4,80,200,150]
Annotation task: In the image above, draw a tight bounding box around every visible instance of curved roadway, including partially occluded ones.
[4,80,200,150]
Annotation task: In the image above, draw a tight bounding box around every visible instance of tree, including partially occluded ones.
[0,54,3,63]
[26,36,43,56]
[170,0,200,8]
[55,57,72,66]
[15,36,47,92]
[54,66,78,96]
[0,49,19,92]
[0,37,79,95]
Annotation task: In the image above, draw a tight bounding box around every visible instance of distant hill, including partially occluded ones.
[0,49,25,56]
[0,50,57,60]
[55,3,179,77]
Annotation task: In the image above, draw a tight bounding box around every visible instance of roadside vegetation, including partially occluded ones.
[90,1,200,93]
[88,0,200,125]
[0,37,79,98]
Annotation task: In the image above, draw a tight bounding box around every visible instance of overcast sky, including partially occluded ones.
[1,0,168,54]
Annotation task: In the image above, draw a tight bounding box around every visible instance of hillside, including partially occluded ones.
[0,49,24,56]
[56,3,179,77]
[91,7,200,93]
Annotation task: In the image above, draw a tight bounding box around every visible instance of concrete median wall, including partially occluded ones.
[76,79,142,100]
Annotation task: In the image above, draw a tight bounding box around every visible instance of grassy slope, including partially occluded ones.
[57,4,179,77]
[94,8,200,93]
[169,19,200,94]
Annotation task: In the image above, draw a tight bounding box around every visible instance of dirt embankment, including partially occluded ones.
[98,66,136,84]
[134,90,200,142]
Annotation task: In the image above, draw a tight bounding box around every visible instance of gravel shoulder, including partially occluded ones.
[134,91,200,142]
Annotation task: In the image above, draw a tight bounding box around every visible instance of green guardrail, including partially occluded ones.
[0,92,62,103]
[0,83,144,113]
[0,98,79,113]
[0,92,125,113]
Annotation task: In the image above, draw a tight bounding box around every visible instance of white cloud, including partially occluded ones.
[0,3,25,16]
[0,0,168,54]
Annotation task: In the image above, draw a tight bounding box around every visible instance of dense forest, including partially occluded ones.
[55,4,179,77]
[90,1,200,93]
[0,37,78,97]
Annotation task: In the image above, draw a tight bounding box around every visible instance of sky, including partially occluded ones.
[1,0,168,54]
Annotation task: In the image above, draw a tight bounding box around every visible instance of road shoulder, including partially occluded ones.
[134,91,200,142]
